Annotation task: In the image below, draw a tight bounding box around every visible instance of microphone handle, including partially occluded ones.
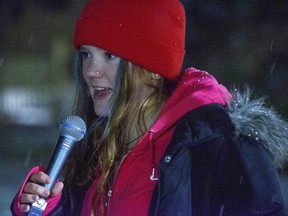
[43,136,76,191]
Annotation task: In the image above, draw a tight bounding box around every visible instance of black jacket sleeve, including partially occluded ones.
[149,104,286,216]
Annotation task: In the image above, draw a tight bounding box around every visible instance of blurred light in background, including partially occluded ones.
[0,87,54,126]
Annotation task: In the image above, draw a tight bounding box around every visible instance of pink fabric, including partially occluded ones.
[81,68,231,215]
[12,166,62,216]
[154,67,231,135]
[81,128,175,216]
[80,176,100,215]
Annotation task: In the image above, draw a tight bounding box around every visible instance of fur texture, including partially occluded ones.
[227,87,288,171]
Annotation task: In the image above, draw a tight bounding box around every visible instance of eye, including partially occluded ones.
[79,49,91,60]
[105,52,118,60]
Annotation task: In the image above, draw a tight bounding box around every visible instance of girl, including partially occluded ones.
[12,0,288,215]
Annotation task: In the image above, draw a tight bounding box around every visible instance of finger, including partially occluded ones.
[24,182,50,197]
[19,204,30,213]
[30,171,50,184]
[20,193,39,204]
[51,181,64,197]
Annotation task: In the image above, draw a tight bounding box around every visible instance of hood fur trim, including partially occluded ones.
[227,87,288,171]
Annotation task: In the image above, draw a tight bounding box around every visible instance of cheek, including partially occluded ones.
[81,72,89,86]
[81,60,91,77]
[106,65,119,84]
[81,66,89,82]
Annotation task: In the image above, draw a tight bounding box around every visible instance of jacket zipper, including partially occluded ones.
[105,151,131,214]
[106,131,156,214]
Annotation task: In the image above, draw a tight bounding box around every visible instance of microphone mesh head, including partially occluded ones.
[59,116,86,141]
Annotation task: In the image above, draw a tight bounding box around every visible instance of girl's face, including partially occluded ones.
[80,45,120,116]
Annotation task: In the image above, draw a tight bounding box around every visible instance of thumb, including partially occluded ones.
[50,181,64,197]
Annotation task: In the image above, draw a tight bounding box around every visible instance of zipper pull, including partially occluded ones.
[105,190,113,207]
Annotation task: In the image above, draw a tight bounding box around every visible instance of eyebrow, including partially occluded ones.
[79,46,88,51]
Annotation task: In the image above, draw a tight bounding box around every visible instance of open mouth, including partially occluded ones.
[94,87,112,96]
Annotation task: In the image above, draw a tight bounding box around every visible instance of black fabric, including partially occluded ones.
[149,103,286,216]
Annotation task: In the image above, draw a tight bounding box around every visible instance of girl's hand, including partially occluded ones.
[19,171,64,213]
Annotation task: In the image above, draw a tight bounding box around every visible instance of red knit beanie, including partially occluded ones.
[74,0,186,80]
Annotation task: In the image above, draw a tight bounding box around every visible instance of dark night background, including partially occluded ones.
[0,0,288,215]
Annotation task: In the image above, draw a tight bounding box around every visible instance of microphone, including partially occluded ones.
[28,115,86,216]
[44,115,87,191]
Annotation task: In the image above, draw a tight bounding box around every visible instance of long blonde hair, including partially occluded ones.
[64,58,172,212]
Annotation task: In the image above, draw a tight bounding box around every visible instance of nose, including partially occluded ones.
[93,71,102,77]
[84,61,104,78]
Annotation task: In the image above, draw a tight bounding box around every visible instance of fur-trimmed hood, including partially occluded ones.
[227,88,288,171]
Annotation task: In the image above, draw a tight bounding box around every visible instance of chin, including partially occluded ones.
[94,109,109,117]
